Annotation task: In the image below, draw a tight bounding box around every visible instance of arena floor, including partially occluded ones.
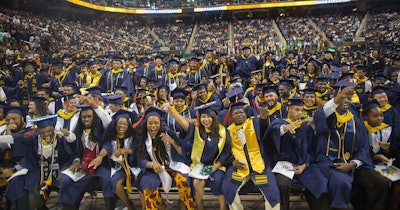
[38,192,354,210]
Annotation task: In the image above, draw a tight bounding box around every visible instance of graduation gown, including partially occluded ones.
[186,69,209,84]
[313,107,373,208]
[222,117,280,207]
[265,119,328,198]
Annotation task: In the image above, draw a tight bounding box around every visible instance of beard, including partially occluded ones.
[10,123,24,134]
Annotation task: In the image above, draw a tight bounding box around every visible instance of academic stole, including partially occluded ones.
[268,102,283,123]
[364,121,390,154]
[380,103,391,112]
[23,74,37,105]
[326,111,355,161]
[0,74,4,87]
[190,124,226,172]
[108,69,124,93]
[228,118,267,186]
[168,105,190,133]
[219,64,229,87]
[199,92,213,104]
[40,136,57,200]
[116,137,133,192]
[86,72,102,86]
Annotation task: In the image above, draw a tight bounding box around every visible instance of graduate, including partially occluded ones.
[313,80,389,210]
[114,85,131,111]
[148,55,166,83]
[155,85,171,109]
[85,60,102,88]
[17,61,49,106]
[314,76,332,103]
[100,56,133,96]
[186,57,209,84]
[234,46,261,82]
[166,88,196,134]
[55,94,79,141]
[191,83,222,113]
[1,115,76,210]
[26,96,50,127]
[203,49,218,76]
[164,59,184,91]
[59,95,112,209]
[135,107,194,210]
[301,88,320,126]
[277,80,297,105]
[101,109,138,210]
[262,86,287,123]
[222,102,281,210]
[166,102,231,210]
[371,86,400,139]
[265,98,329,210]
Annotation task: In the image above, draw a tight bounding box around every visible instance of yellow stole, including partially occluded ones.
[116,138,133,192]
[57,109,79,120]
[257,97,265,103]
[190,124,226,171]
[351,93,360,104]
[111,68,123,74]
[244,87,255,98]
[0,119,5,127]
[86,72,102,86]
[364,121,389,134]
[199,92,213,104]
[269,102,282,116]
[316,89,329,98]
[155,66,163,72]
[241,54,251,60]
[63,65,73,72]
[285,119,302,129]
[228,118,265,178]
[335,111,354,128]
[380,104,391,112]
[168,72,181,78]
[304,105,318,111]
[355,75,368,83]
[172,105,188,114]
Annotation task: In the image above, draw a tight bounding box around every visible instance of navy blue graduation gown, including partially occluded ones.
[186,69,209,84]
[265,119,328,198]
[194,94,222,113]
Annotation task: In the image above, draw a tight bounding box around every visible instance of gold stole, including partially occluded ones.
[57,109,79,120]
[335,111,354,128]
[269,102,282,116]
[190,124,226,171]
[199,92,213,104]
[111,68,123,74]
[380,104,391,112]
[316,89,329,98]
[285,119,302,129]
[86,72,102,86]
[172,105,188,114]
[228,118,265,178]
[364,121,389,134]
[244,87,255,99]
[116,138,133,192]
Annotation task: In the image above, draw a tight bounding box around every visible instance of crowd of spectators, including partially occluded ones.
[191,21,230,53]
[313,14,362,44]
[233,19,281,54]
[152,23,193,51]
[277,16,327,53]
[362,8,399,47]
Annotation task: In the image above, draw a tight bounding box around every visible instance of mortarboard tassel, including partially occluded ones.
[223,107,231,126]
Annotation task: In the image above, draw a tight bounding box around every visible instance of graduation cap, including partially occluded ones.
[371,86,390,96]
[3,106,27,117]
[262,86,278,95]
[288,75,300,81]
[87,86,105,96]
[107,95,123,105]
[140,57,149,64]
[139,76,149,82]
[315,76,329,83]
[51,61,63,67]
[271,68,280,75]
[30,96,46,106]
[34,115,58,129]
[287,50,297,55]
[63,93,77,101]
[185,83,196,89]
[339,72,354,81]
[303,88,316,95]
[37,86,49,95]
[373,73,388,81]
[115,85,128,93]
[87,60,98,67]
[144,106,166,120]
[194,101,217,115]
[242,46,251,51]
[355,65,366,72]
[256,83,268,89]
[63,81,77,88]
[217,52,227,57]
[278,79,294,88]
[189,57,201,63]
[225,87,244,99]
[62,53,73,59]
[22,60,38,69]
[361,99,380,116]
[136,88,148,95]
[230,102,247,111]
[205,49,214,54]
[168,59,179,66]
[171,88,188,100]
[251,69,262,74]
[332,80,355,94]
[128,55,137,61]
[288,65,298,71]
[76,104,92,110]
[307,57,323,68]
[112,56,125,62]
[287,97,304,106]
[264,51,274,56]
[112,109,134,122]
[147,80,157,85]
[76,59,88,67]
[192,83,207,91]
[157,84,170,93]
[154,55,164,60]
